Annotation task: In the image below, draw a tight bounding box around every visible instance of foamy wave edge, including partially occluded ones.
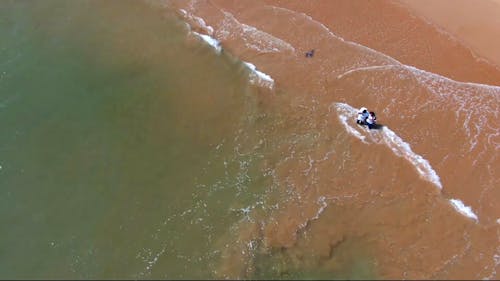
[333,102,482,222]
[182,10,275,90]
[334,102,443,189]
[192,31,222,53]
[449,199,479,222]
[243,62,274,90]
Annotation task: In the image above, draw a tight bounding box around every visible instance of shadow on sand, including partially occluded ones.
[357,123,384,130]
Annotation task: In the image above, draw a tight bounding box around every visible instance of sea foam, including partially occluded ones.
[179,9,214,35]
[192,31,222,54]
[219,11,295,53]
[243,62,274,89]
[180,9,275,90]
[333,102,486,222]
[449,199,479,222]
[191,31,274,89]
[380,126,443,190]
[334,102,443,189]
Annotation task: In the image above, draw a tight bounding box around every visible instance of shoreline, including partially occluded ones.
[169,0,500,279]
[259,0,500,86]
[397,0,500,70]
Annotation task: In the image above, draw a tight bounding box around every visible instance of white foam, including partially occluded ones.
[483,252,500,280]
[192,31,222,54]
[219,11,295,53]
[178,9,277,89]
[333,103,368,143]
[334,102,443,190]
[303,2,500,92]
[449,199,479,222]
[275,2,500,92]
[337,64,400,80]
[296,196,328,231]
[178,8,214,35]
[193,15,214,35]
[407,65,500,92]
[313,196,328,220]
[243,61,274,89]
[136,245,167,277]
[407,65,500,154]
[380,126,443,189]
[336,62,500,156]
[334,102,487,222]
[267,5,400,65]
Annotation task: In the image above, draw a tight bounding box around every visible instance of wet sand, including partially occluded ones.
[398,0,500,70]
[262,0,500,86]
[167,0,500,279]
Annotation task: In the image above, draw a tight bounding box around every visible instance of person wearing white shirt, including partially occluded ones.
[356,107,369,125]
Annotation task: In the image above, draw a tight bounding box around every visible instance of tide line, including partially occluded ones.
[334,102,443,189]
[333,102,480,223]
[191,31,274,89]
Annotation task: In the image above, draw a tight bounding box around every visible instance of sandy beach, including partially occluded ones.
[398,0,500,70]
[260,0,500,86]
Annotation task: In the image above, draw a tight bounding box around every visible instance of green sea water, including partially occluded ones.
[0,0,268,278]
[0,0,377,279]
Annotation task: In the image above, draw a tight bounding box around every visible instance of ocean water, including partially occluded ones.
[1,0,499,279]
[0,0,277,279]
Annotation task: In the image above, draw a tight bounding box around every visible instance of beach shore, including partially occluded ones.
[397,0,500,70]
[260,0,500,86]
[170,0,500,279]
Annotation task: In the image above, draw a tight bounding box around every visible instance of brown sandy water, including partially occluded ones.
[2,0,496,279]
[164,0,500,279]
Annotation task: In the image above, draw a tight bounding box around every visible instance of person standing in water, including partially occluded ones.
[366,111,377,129]
[356,107,369,125]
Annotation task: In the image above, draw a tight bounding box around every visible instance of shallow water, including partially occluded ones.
[1,0,499,279]
[165,0,500,279]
